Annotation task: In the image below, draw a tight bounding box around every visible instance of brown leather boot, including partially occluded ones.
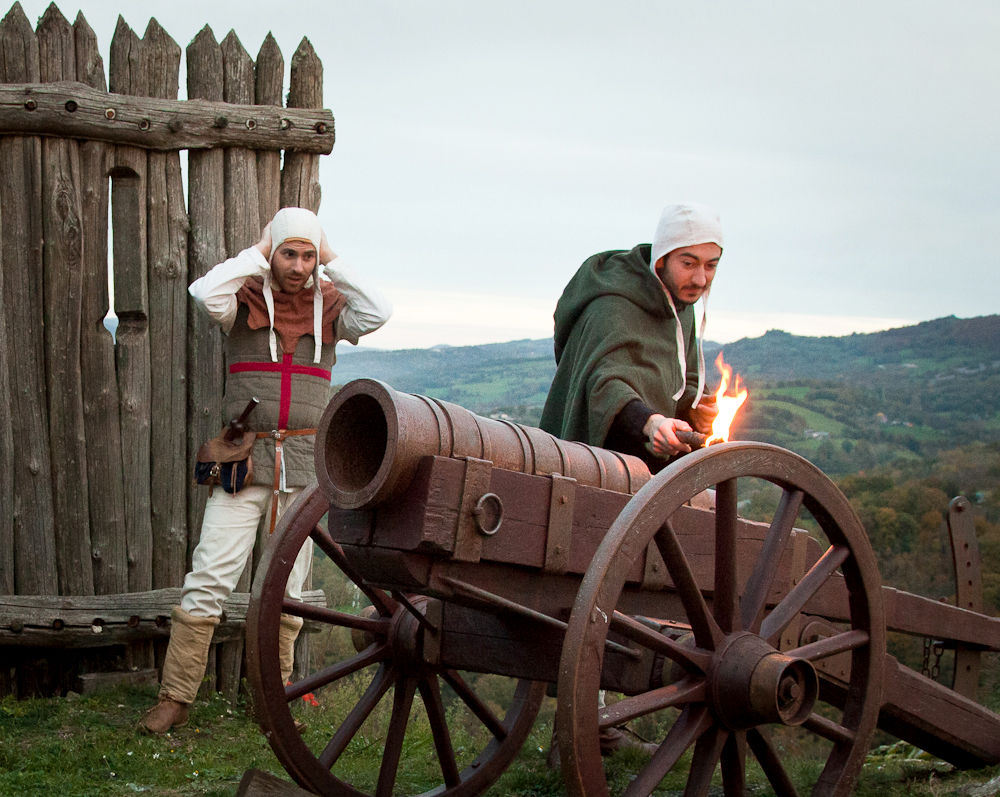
[599,725,658,756]
[139,698,189,735]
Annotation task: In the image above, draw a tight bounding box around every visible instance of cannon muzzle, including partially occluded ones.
[315,379,651,509]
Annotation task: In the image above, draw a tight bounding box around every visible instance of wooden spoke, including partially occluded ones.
[720,731,747,797]
[624,705,714,797]
[418,678,462,788]
[611,612,713,673]
[760,544,850,644]
[740,488,804,632]
[747,728,800,797]
[285,643,386,701]
[788,629,869,661]
[375,676,419,797]
[598,677,707,728]
[318,664,398,769]
[442,669,508,740]
[803,713,856,746]
[310,525,396,616]
[655,522,724,650]
[714,479,739,634]
[280,598,390,635]
[684,725,728,797]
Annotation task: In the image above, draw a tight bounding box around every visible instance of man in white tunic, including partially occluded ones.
[141,207,392,734]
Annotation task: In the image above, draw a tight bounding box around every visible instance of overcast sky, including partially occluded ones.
[15,1,1000,349]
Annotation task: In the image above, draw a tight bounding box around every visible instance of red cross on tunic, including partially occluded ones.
[229,354,331,429]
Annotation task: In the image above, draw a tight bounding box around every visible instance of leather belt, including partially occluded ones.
[256,428,317,534]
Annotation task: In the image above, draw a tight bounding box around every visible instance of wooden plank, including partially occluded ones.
[280,38,323,211]
[0,83,335,153]
[0,587,326,625]
[0,588,326,649]
[144,18,188,589]
[0,1,58,596]
[75,12,127,596]
[38,1,94,597]
[254,33,283,227]
[110,20,153,593]
[76,667,157,693]
[185,25,226,562]
[236,768,316,797]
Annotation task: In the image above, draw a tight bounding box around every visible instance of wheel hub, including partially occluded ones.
[708,632,818,730]
[352,597,431,673]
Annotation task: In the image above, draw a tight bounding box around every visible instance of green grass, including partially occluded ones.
[755,398,847,435]
[3,684,999,796]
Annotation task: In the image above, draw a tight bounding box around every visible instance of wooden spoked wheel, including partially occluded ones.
[247,484,545,797]
[558,442,885,797]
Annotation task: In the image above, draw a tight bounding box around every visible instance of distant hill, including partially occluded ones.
[722,315,1000,381]
[331,315,1000,469]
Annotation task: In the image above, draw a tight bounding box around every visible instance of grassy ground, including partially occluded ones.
[2,684,999,797]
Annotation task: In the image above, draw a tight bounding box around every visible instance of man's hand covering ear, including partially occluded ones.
[319,230,337,266]
[254,222,273,265]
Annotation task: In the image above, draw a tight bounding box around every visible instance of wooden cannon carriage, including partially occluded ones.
[246,378,1000,797]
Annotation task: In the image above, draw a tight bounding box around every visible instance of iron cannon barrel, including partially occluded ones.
[314,378,651,509]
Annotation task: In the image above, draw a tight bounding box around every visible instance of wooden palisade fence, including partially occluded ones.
[0,1,331,698]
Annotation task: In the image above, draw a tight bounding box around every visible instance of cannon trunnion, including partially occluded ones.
[248,380,1000,797]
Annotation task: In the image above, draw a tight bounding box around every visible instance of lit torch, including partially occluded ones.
[676,352,749,448]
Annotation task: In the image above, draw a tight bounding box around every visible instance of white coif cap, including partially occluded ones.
[650,202,723,270]
[269,207,322,261]
[262,206,327,365]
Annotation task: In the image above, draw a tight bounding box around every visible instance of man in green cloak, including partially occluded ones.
[541,203,725,765]
[540,202,723,471]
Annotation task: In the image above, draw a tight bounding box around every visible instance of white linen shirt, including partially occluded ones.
[188,246,393,344]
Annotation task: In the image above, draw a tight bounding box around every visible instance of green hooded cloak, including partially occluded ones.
[539,244,701,447]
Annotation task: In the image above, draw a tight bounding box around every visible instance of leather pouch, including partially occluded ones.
[195,430,256,494]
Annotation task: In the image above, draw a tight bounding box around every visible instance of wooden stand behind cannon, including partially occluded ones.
[247,379,1000,797]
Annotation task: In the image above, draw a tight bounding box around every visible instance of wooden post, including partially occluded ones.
[109,16,153,594]
[145,18,188,589]
[280,38,322,212]
[75,11,127,596]
[0,2,58,596]
[38,2,94,597]
[222,30,261,254]
[279,37,322,681]
[255,33,283,228]
[0,167,11,598]
[185,25,226,567]
[219,28,261,701]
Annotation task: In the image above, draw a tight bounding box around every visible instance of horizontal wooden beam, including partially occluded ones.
[0,82,335,153]
[882,586,1000,650]
[0,587,326,647]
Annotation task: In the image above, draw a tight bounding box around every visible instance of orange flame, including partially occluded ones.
[705,352,748,445]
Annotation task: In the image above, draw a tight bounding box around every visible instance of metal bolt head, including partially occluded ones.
[138,118,151,131]
[105,108,116,120]
[314,121,327,134]
[246,118,257,130]
[64,100,78,113]
[24,99,37,111]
